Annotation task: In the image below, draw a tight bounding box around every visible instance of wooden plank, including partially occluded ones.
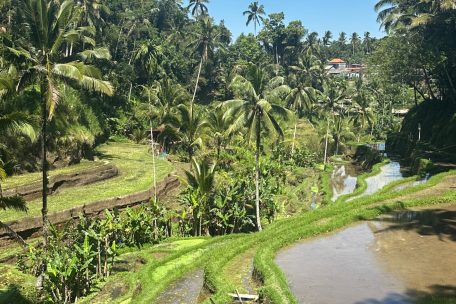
[228,293,259,301]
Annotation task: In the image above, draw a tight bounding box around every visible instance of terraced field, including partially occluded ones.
[0,142,173,223]
[78,166,456,303]
[1,161,455,304]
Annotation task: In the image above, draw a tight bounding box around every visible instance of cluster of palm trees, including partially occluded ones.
[1,0,114,245]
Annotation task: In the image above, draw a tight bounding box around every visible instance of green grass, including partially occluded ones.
[0,142,173,222]
[0,264,40,304]
[3,160,106,190]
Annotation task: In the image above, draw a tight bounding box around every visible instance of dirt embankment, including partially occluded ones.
[3,164,119,201]
[1,174,180,241]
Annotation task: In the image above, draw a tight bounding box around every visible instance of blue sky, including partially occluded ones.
[204,0,386,41]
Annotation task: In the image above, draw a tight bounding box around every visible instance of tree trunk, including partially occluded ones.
[191,57,203,105]
[255,113,262,232]
[150,123,157,203]
[323,117,329,168]
[40,82,49,247]
[291,122,297,155]
[422,67,436,100]
[275,45,279,65]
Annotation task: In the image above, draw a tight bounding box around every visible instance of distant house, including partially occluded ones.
[392,109,409,117]
[326,58,364,78]
[328,58,347,70]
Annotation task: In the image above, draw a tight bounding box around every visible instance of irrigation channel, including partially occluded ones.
[276,147,454,304]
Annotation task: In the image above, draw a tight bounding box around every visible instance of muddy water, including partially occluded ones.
[331,164,359,201]
[276,206,456,304]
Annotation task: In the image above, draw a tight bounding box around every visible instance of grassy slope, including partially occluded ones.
[0,142,173,222]
[3,160,106,189]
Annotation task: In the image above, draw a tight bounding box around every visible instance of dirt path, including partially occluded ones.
[154,269,205,304]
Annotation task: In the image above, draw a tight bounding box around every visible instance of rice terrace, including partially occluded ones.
[0,0,455,303]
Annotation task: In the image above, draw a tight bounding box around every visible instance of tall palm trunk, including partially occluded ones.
[255,113,262,232]
[191,57,203,105]
[291,122,297,155]
[150,123,157,203]
[40,81,49,246]
[323,117,329,168]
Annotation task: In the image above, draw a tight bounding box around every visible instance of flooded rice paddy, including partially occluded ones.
[276,206,456,304]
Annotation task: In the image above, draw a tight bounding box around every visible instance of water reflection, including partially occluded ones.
[348,162,404,202]
[276,207,456,304]
[331,164,359,201]
[276,224,411,304]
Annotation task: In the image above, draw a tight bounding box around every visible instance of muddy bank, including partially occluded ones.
[276,205,456,303]
[0,174,179,241]
[3,164,119,201]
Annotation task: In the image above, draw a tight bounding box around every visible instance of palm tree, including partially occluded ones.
[317,79,347,164]
[183,157,216,236]
[205,106,233,159]
[223,64,289,231]
[9,0,113,245]
[322,30,333,46]
[363,32,372,54]
[330,116,354,155]
[287,49,322,153]
[188,16,220,105]
[306,32,320,53]
[338,32,347,45]
[175,104,206,164]
[243,1,266,35]
[375,0,405,32]
[187,0,209,17]
[350,32,360,56]
[79,0,109,28]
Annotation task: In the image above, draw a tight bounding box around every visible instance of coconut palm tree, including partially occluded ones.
[338,32,347,45]
[322,30,333,46]
[8,0,113,245]
[243,1,266,35]
[330,116,354,155]
[187,0,209,17]
[205,106,234,159]
[287,49,322,153]
[188,16,220,105]
[306,32,320,53]
[183,157,216,236]
[317,79,347,164]
[350,32,360,56]
[363,32,372,54]
[223,64,290,231]
[175,104,206,165]
[374,0,415,33]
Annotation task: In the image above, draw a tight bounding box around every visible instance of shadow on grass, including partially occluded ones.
[354,285,456,304]
[0,284,36,304]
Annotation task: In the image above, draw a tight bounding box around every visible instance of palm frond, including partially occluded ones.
[0,221,26,247]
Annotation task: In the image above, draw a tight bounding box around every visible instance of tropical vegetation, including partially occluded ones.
[0,0,455,303]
